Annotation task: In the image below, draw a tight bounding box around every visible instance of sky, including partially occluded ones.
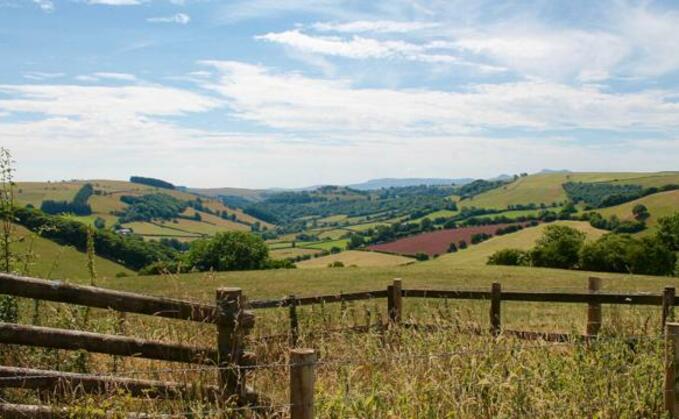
[0,0,678,188]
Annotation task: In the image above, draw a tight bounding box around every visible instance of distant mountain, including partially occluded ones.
[348,178,474,191]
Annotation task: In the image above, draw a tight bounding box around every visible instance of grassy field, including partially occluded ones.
[11,224,134,280]
[269,247,322,260]
[316,228,350,240]
[299,238,349,251]
[469,172,677,209]
[436,221,606,266]
[597,189,679,230]
[297,250,414,268]
[408,209,458,224]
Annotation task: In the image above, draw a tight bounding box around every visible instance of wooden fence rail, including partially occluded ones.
[0,273,216,323]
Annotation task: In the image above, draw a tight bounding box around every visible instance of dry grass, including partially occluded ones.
[297,250,414,269]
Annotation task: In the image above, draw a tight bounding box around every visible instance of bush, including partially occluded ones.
[580,234,676,276]
[458,240,467,249]
[657,213,679,251]
[185,231,269,272]
[328,261,344,268]
[447,242,457,253]
[487,248,530,266]
[530,225,585,269]
[415,252,429,261]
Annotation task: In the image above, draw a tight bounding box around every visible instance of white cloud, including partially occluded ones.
[74,72,138,82]
[32,0,53,12]
[311,20,439,33]
[200,60,679,135]
[23,71,65,81]
[453,29,629,82]
[0,83,221,120]
[147,13,191,24]
[256,30,461,64]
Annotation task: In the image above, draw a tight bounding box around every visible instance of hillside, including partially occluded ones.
[296,250,414,268]
[435,221,606,266]
[15,180,273,241]
[596,189,679,230]
[11,224,134,280]
[467,172,679,209]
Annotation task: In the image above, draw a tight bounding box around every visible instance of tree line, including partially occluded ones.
[40,183,93,216]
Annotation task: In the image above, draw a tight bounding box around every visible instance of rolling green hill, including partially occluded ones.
[596,189,679,230]
[15,180,273,241]
[11,224,134,280]
[467,172,679,209]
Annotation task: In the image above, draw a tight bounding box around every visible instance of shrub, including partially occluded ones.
[185,231,269,272]
[328,261,344,268]
[447,242,458,253]
[657,213,679,251]
[415,252,429,261]
[580,233,676,276]
[458,240,467,249]
[487,248,530,266]
[530,225,586,269]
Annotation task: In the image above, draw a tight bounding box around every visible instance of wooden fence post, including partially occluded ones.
[290,348,316,419]
[665,322,679,417]
[216,287,252,403]
[490,282,501,336]
[387,279,403,325]
[664,287,676,334]
[586,277,602,337]
[289,295,299,348]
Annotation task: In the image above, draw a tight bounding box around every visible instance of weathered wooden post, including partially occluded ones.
[387,278,403,325]
[290,348,316,419]
[490,282,501,336]
[586,277,602,337]
[289,294,299,347]
[664,287,676,334]
[665,322,679,417]
[216,287,254,403]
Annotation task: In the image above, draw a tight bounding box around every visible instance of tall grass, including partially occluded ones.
[1,293,670,417]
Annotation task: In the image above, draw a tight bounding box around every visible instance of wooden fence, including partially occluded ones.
[0,273,261,418]
[3,273,679,418]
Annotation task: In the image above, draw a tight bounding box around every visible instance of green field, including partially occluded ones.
[436,221,606,266]
[468,172,676,209]
[299,239,349,251]
[408,209,458,224]
[11,224,134,280]
[297,250,414,268]
[269,247,322,260]
[596,189,679,230]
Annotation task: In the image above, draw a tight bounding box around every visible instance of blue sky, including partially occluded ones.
[1,0,678,188]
